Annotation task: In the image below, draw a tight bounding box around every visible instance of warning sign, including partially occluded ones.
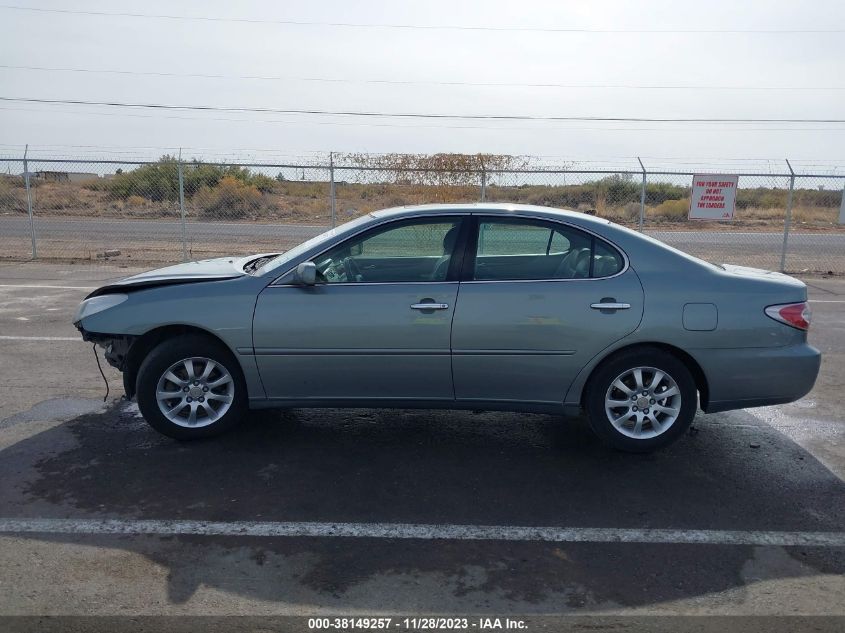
[689,174,739,220]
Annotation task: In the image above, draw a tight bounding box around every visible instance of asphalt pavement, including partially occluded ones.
[2,215,844,272]
[0,261,843,627]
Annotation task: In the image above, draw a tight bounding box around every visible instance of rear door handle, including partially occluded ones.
[411,303,449,310]
[590,302,631,310]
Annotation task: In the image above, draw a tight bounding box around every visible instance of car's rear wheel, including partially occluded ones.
[585,348,697,452]
[136,334,247,440]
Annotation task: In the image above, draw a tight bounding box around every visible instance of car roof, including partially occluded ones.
[369,203,612,228]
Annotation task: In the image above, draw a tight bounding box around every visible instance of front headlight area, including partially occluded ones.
[73,293,129,324]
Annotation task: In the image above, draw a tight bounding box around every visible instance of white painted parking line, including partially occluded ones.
[1,518,843,547]
[0,335,80,341]
[0,284,97,290]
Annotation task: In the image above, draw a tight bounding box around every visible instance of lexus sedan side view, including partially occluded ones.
[73,204,821,452]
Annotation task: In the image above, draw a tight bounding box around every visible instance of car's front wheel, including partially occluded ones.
[585,348,697,452]
[136,335,247,439]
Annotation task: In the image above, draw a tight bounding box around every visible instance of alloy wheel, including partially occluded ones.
[604,366,682,439]
[155,357,235,428]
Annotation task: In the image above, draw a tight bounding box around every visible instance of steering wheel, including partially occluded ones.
[343,256,363,282]
[320,258,346,282]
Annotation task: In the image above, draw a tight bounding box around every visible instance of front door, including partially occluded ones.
[451,216,644,404]
[253,216,466,402]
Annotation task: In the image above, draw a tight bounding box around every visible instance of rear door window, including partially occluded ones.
[472,218,623,280]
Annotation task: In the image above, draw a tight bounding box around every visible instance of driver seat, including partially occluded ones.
[431,225,460,281]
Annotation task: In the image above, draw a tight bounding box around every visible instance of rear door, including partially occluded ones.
[451,216,644,405]
[253,216,467,402]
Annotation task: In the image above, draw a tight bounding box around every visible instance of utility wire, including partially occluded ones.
[5,105,845,133]
[2,64,842,91]
[2,142,842,166]
[2,96,844,124]
[0,5,842,34]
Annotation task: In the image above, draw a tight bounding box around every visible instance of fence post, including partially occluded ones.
[329,152,337,228]
[637,157,647,232]
[479,158,487,202]
[779,159,795,273]
[838,180,845,225]
[177,149,188,262]
[23,144,37,259]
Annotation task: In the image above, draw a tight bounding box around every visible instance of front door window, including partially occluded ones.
[315,219,462,283]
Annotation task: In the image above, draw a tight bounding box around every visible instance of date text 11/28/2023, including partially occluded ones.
[307,616,528,630]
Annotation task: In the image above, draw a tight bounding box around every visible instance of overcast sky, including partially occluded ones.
[1,0,844,168]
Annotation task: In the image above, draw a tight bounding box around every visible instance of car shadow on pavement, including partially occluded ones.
[1,401,843,611]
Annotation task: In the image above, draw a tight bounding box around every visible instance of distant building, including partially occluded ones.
[34,171,99,183]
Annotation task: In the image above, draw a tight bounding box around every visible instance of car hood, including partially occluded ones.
[85,255,269,298]
[122,256,245,282]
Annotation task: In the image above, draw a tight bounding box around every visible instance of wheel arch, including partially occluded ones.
[578,342,709,411]
[123,324,240,399]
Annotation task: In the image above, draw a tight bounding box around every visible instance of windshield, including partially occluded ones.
[255,214,376,275]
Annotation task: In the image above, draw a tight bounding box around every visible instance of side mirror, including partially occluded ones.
[293,261,317,286]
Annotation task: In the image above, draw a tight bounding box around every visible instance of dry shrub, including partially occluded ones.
[739,207,783,221]
[650,198,690,221]
[0,177,26,212]
[736,206,837,227]
[622,201,642,221]
[594,192,607,217]
[126,195,147,207]
[277,180,326,200]
[793,206,838,225]
[36,183,85,210]
[323,180,480,218]
[600,201,640,223]
[195,176,262,219]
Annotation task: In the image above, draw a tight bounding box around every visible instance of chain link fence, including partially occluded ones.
[1,155,843,273]
[782,175,845,273]
[642,172,794,272]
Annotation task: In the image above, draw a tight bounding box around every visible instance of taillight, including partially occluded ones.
[765,302,811,331]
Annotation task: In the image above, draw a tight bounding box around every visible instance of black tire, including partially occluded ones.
[136,334,247,440]
[585,347,697,452]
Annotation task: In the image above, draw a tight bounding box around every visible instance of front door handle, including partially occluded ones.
[411,302,449,310]
[590,302,631,310]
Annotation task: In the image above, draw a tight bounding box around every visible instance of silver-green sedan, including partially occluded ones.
[73,204,820,452]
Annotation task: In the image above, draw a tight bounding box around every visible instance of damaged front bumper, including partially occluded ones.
[76,326,135,373]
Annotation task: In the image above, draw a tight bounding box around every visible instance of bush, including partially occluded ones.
[88,157,179,201]
[89,156,276,202]
[249,173,276,194]
[646,182,688,204]
[598,174,640,204]
[618,201,642,222]
[0,176,26,213]
[195,176,262,219]
[184,163,274,194]
[650,198,690,221]
[40,190,83,210]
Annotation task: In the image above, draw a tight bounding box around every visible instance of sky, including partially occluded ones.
[1,0,844,169]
